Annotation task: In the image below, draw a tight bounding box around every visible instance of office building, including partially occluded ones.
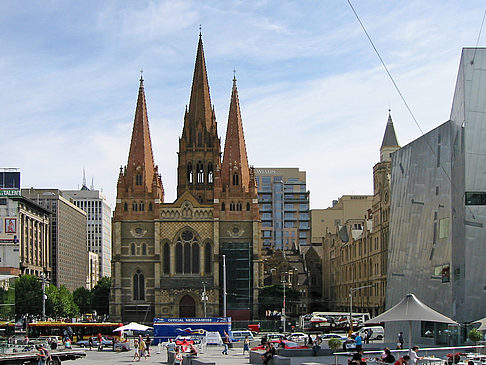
[254,168,310,252]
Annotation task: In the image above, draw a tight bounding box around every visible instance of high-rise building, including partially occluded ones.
[64,179,112,279]
[254,168,310,252]
[110,35,262,323]
[386,48,486,345]
[22,188,88,290]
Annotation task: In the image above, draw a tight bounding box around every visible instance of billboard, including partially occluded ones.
[0,170,20,189]
[153,317,231,344]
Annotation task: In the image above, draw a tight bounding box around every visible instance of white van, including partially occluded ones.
[231,330,254,342]
[358,326,384,340]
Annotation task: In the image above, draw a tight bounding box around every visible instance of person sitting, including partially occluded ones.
[377,347,395,363]
[351,350,365,365]
[189,344,198,357]
[394,354,410,365]
[262,343,276,365]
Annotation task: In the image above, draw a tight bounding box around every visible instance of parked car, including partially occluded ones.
[357,326,384,340]
[321,333,348,340]
[75,336,112,348]
[251,339,308,351]
[266,333,286,341]
[287,332,307,343]
[231,330,254,342]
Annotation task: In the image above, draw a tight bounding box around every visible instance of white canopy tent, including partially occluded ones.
[365,293,457,350]
[113,322,153,332]
[471,317,486,331]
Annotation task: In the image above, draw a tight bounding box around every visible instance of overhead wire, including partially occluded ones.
[346,0,486,221]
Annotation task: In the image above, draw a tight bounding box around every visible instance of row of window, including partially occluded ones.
[186,162,214,184]
[221,202,250,211]
[123,201,153,212]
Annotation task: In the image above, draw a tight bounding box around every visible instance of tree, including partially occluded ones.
[258,284,301,318]
[91,277,111,316]
[46,285,79,319]
[73,287,92,314]
[468,328,482,344]
[328,338,342,351]
[15,275,42,317]
[0,286,15,320]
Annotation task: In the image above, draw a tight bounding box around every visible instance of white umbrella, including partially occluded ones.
[113,322,153,332]
[365,293,457,351]
[471,317,486,331]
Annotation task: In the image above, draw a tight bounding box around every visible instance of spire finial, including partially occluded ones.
[199,24,202,38]
[140,69,144,82]
[233,68,237,82]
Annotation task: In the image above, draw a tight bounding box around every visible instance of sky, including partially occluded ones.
[1,1,485,209]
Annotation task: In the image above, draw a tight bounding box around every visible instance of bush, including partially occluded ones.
[328,338,342,350]
[468,328,482,343]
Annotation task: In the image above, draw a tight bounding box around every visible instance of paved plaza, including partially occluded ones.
[67,344,331,365]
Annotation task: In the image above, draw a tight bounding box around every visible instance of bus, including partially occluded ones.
[27,322,122,341]
[299,312,371,332]
[0,322,15,338]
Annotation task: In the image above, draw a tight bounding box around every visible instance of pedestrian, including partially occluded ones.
[97,333,103,351]
[261,343,276,365]
[138,336,147,361]
[222,331,229,355]
[132,339,140,362]
[88,336,93,351]
[145,334,151,356]
[50,337,57,351]
[307,334,313,346]
[395,354,410,365]
[165,338,176,361]
[312,335,322,356]
[397,332,404,349]
[174,347,183,365]
[243,336,250,355]
[36,344,47,365]
[409,346,423,365]
[112,336,116,352]
[351,350,365,365]
[354,333,363,351]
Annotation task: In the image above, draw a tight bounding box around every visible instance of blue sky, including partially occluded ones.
[1,1,485,209]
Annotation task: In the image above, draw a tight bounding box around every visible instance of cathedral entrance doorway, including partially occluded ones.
[179,295,196,317]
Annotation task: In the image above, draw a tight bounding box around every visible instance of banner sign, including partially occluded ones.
[0,189,21,197]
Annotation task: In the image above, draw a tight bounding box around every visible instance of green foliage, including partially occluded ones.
[91,277,111,316]
[15,275,42,317]
[0,287,15,320]
[46,285,79,319]
[258,284,301,317]
[73,287,92,314]
[468,328,483,342]
[328,338,342,350]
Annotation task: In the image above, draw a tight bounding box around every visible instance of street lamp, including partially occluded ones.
[201,281,208,318]
[222,255,227,318]
[41,273,46,321]
[349,284,373,334]
[281,275,286,333]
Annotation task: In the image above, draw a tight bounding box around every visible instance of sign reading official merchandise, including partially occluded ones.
[0,189,21,197]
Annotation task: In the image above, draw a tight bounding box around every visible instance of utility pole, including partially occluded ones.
[282,273,286,332]
[349,284,373,334]
[202,281,207,318]
[41,273,46,321]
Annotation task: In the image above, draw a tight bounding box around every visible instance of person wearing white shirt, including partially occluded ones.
[409,346,422,365]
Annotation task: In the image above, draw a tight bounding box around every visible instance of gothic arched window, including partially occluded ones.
[237,202,242,211]
[246,202,250,211]
[163,242,170,274]
[233,173,239,186]
[133,270,145,300]
[131,243,136,256]
[142,243,147,256]
[207,163,213,184]
[136,174,142,186]
[198,132,203,146]
[197,162,204,184]
[175,229,199,274]
[176,242,183,273]
[221,202,225,211]
[230,202,235,211]
[149,202,153,211]
[187,163,193,184]
[132,202,138,211]
[124,203,128,211]
[139,201,145,211]
[204,243,212,274]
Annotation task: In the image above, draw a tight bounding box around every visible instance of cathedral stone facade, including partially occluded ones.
[109,35,262,323]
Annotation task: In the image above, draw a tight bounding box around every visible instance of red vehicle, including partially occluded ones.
[251,340,308,351]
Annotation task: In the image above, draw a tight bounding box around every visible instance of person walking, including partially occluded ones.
[409,346,423,365]
[88,336,93,351]
[132,339,140,362]
[354,333,363,352]
[138,336,147,361]
[397,332,404,349]
[174,347,183,365]
[165,339,176,362]
[145,334,151,356]
[222,332,229,355]
[243,336,250,355]
[36,344,47,365]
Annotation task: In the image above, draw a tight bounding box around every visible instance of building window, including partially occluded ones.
[465,192,486,205]
[132,202,138,211]
[192,244,200,274]
[237,202,242,211]
[197,162,204,184]
[230,202,235,211]
[204,243,212,273]
[149,202,153,211]
[221,202,225,211]
[175,230,200,274]
[233,173,239,186]
[136,174,142,186]
[124,203,128,211]
[163,243,170,274]
[133,270,145,300]
[142,243,147,256]
[187,163,193,184]
[139,202,145,211]
[246,202,250,211]
[208,163,213,184]
[198,132,202,146]
[131,243,136,256]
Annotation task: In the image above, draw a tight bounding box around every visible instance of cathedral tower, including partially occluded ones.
[110,77,163,322]
[215,76,261,320]
[177,34,221,204]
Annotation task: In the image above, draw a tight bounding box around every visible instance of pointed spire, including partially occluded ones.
[126,76,155,192]
[221,76,250,190]
[186,34,214,131]
[82,168,87,189]
[380,109,400,162]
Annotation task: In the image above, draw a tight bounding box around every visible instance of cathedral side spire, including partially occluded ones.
[126,77,156,192]
[221,76,250,191]
[380,109,400,162]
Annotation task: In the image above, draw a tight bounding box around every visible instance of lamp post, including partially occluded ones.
[282,274,286,333]
[349,284,373,334]
[202,281,208,318]
[222,255,227,318]
[41,272,46,321]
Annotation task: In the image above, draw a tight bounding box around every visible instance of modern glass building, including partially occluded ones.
[254,168,310,251]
